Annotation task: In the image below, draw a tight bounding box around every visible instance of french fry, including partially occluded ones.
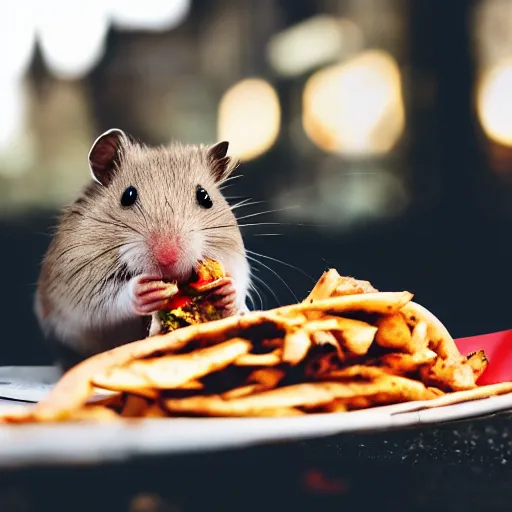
[320,400,349,413]
[164,378,435,416]
[234,350,282,367]
[311,331,344,359]
[92,339,251,392]
[302,316,377,356]
[221,369,286,399]
[290,291,414,316]
[261,338,284,349]
[304,269,343,303]
[321,365,390,380]
[282,329,312,365]
[221,384,260,400]
[410,321,429,352]
[467,350,488,380]
[144,403,169,418]
[427,387,446,397]
[325,393,403,412]
[419,356,477,391]
[247,368,286,388]
[304,351,342,378]
[374,313,412,352]
[179,380,204,390]
[401,302,460,359]
[304,271,378,303]
[249,408,306,417]
[332,277,378,296]
[405,381,512,410]
[326,317,378,356]
[64,406,121,422]
[367,350,438,375]
[0,406,36,424]
[120,394,151,418]
[303,318,343,332]
[87,391,123,408]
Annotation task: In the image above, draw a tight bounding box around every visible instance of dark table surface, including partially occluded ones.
[1,410,511,512]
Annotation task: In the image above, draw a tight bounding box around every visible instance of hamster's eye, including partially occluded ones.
[121,186,137,207]
[196,186,213,209]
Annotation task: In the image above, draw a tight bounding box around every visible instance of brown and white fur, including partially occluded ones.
[35,128,250,370]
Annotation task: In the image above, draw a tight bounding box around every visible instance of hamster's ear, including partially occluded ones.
[207,141,238,183]
[88,128,129,186]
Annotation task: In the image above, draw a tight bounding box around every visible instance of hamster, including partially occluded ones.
[35,128,251,370]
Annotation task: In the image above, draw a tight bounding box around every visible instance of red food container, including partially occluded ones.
[455,330,512,385]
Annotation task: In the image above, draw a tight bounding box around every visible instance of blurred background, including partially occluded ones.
[1,0,512,364]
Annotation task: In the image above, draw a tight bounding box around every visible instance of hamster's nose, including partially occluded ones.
[152,236,179,267]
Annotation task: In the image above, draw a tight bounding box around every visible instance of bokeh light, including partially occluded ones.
[0,79,25,153]
[36,0,110,80]
[0,3,36,81]
[477,59,512,147]
[217,78,281,161]
[302,50,405,157]
[267,15,364,78]
[110,0,190,31]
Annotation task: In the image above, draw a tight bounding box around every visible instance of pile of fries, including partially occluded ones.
[3,269,512,423]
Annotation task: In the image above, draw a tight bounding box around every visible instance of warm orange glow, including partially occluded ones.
[302,50,405,157]
[477,60,512,147]
[217,78,281,161]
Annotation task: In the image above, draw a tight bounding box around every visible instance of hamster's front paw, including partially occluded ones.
[129,275,177,315]
[207,277,238,318]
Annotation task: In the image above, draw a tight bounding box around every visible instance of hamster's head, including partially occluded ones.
[85,128,249,304]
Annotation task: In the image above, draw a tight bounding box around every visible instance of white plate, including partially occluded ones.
[0,366,510,468]
[0,366,61,402]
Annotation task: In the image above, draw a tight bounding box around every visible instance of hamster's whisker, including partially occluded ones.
[203,240,246,259]
[229,198,253,210]
[36,228,57,237]
[105,214,145,237]
[54,242,100,263]
[222,174,243,183]
[204,234,240,244]
[87,244,141,303]
[84,242,144,307]
[70,209,143,237]
[224,195,250,201]
[245,249,315,282]
[249,270,280,307]
[247,281,264,310]
[200,205,232,224]
[245,291,256,310]
[230,200,266,211]
[231,197,252,207]
[252,233,284,237]
[203,210,230,227]
[65,242,130,286]
[219,183,237,192]
[238,222,299,228]
[82,260,122,306]
[165,196,175,216]
[134,201,150,231]
[219,175,243,189]
[194,224,238,232]
[236,206,299,221]
[70,250,131,306]
[246,254,299,304]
